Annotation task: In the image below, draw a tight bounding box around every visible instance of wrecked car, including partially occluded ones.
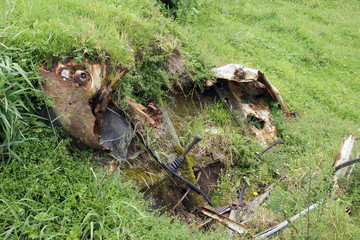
[209,64,291,144]
[40,60,133,162]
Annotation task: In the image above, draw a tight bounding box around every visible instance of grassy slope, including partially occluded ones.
[1,130,218,239]
[179,0,360,238]
[0,1,218,239]
[1,0,360,239]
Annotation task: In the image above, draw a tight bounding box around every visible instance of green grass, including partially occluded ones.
[0,130,222,239]
[0,0,210,102]
[180,0,360,120]
[1,0,360,238]
[0,46,43,163]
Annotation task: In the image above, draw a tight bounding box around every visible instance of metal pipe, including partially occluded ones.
[213,84,247,137]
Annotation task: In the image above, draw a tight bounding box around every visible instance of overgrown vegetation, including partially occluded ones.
[1,0,359,238]
[0,46,42,163]
[0,130,220,239]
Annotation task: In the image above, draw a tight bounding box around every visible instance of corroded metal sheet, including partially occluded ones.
[227,81,278,144]
[40,60,133,161]
[53,60,107,101]
[241,103,278,144]
[212,64,291,118]
[212,64,259,82]
[40,69,103,149]
[211,64,291,144]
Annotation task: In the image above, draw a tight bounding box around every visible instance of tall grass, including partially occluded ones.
[0,130,222,239]
[0,44,41,163]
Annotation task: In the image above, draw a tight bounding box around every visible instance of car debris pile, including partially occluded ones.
[40,61,360,238]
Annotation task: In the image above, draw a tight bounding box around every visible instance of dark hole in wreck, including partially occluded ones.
[246,114,265,130]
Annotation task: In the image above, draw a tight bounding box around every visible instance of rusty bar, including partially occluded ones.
[201,207,247,234]
[196,206,230,228]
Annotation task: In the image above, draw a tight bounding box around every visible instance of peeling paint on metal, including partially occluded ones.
[212,64,259,82]
[212,64,291,118]
[211,64,291,144]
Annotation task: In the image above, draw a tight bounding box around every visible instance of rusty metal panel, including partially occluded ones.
[41,69,103,149]
[40,60,134,161]
[241,103,278,144]
[212,64,291,118]
[212,64,259,82]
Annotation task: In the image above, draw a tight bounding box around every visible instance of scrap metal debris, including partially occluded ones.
[40,60,133,162]
[210,64,290,144]
[242,102,277,144]
[332,134,355,178]
[168,135,202,172]
[126,96,162,128]
[201,207,248,234]
[255,203,319,239]
[252,136,359,239]
[211,64,290,118]
[196,206,231,228]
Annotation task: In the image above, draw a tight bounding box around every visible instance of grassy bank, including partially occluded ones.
[1,0,360,238]
[0,130,219,239]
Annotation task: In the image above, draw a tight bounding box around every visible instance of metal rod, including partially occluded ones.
[213,84,247,137]
[135,131,214,207]
[255,203,318,239]
[201,207,248,234]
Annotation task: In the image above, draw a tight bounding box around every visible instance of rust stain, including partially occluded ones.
[40,69,103,149]
[241,102,278,144]
[53,60,107,101]
[126,97,162,128]
[228,81,278,144]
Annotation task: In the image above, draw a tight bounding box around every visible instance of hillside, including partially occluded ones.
[1,0,360,239]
